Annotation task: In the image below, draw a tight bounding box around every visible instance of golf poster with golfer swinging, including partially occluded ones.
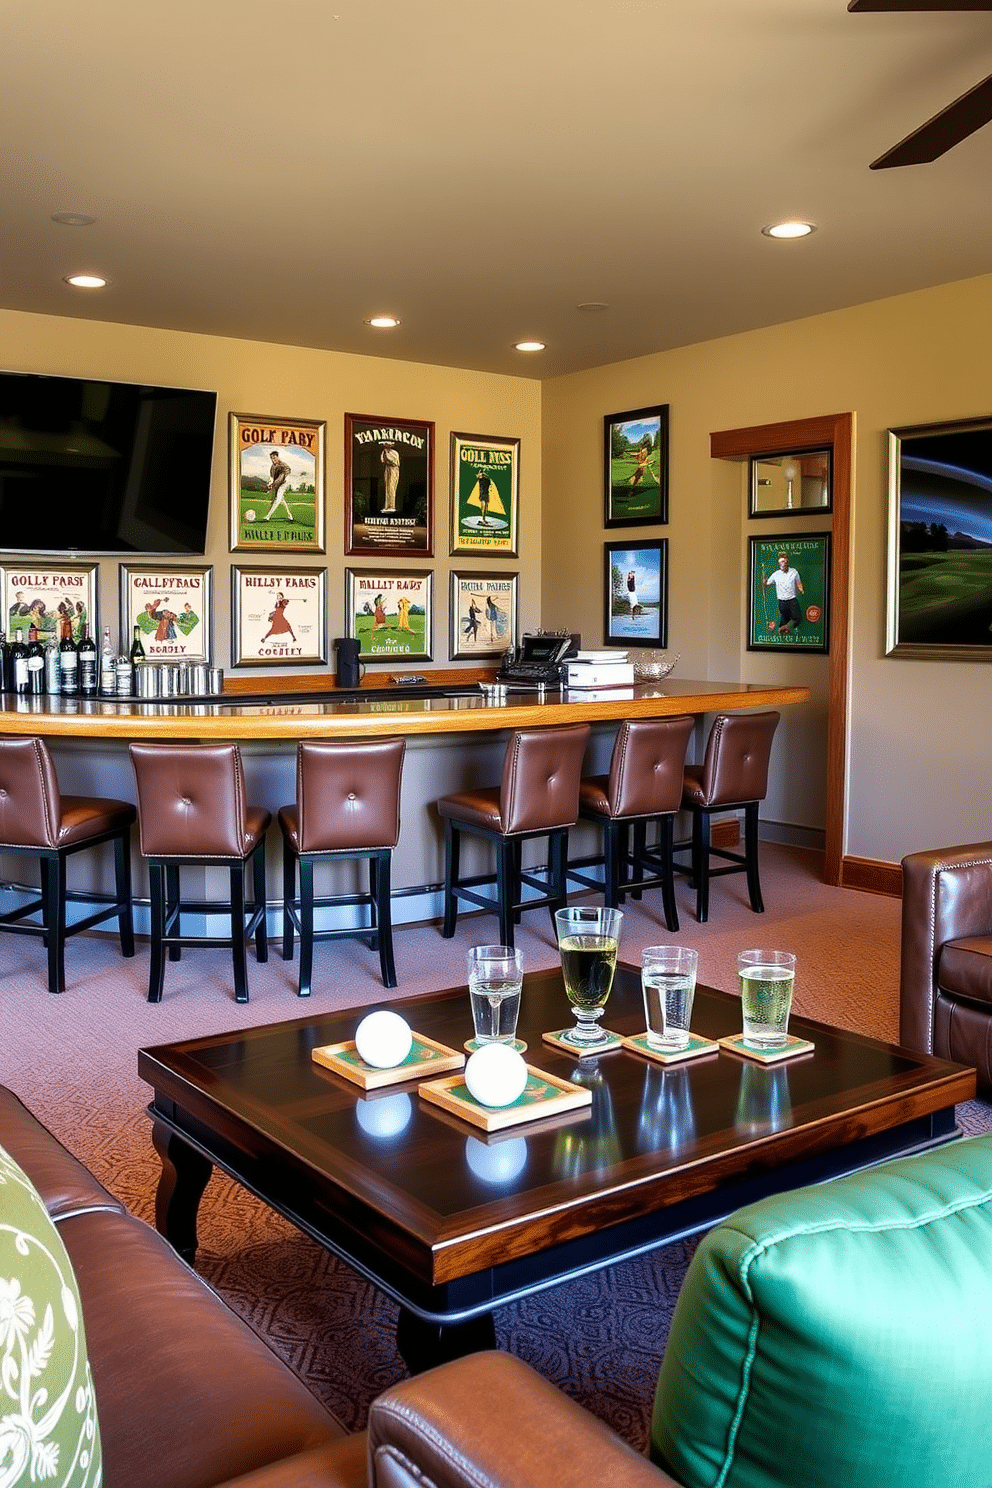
[229,414,326,554]
[748,533,830,652]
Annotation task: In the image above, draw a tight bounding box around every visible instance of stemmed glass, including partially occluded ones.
[554,906,623,1046]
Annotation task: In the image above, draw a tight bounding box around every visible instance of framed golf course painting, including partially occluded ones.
[885,416,992,661]
[604,404,669,527]
[450,432,519,556]
[748,533,830,653]
[229,414,325,553]
[345,568,433,663]
[604,539,668,647]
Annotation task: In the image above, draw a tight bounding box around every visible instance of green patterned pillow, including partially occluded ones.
[0,1142,102,1486]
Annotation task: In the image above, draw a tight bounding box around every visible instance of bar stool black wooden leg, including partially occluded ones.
[42,854,67,994]
[148,863,167,1003]
[442,820,459,938]
[497,838,515,949]
[282,841,296,961]
[658,816,679,932]
[367,857,381,953]
[695,811,712,923]
[375,852,397,989]
[252,842,268,963]
[166,865,182,961]
[230,865,249,1004]
[744,801,764,913]
[298,857,314,997]
[603,821,621,908]
[549,830,568,917]
[114,830,135,958]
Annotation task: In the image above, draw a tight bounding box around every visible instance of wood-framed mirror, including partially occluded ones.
[750,447,832,518]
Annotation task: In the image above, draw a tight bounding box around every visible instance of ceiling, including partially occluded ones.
[3,0,991,380]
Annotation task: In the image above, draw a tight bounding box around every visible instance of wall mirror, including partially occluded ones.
[750,448,832,518]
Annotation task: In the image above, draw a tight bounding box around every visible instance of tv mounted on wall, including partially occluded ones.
[0,371,218,555]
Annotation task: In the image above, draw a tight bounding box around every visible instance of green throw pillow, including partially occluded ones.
[0,1141,102,1486]
[651,1134,992,1488]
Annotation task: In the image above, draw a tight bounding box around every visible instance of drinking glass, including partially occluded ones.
[554,905,623,1046]
[737,948,796,1049]
[641,944,698,1051]
[467,945,523,1044]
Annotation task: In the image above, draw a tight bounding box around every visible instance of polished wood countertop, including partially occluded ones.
[0,675,811,741]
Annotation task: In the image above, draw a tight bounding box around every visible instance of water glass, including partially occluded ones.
[468,945,523,1044]
[641,945,698,1051]
[738,949,796,1049]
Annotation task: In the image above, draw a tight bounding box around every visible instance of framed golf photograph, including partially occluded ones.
[748,533,830,653]
[449,571,518,659]
[449,432,520,556]
[231,565,327,668]
[229,413,326,553]
[119,563,213,664]
[604,540,668,647]
[345,414,434,557]
[885,415,992,660]
[345,568,433,663]
[2,561,98,647]
[604,404,669,527]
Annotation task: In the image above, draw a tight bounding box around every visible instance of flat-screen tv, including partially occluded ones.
[0,370,218,554]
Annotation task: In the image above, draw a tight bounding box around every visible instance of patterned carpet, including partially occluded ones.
[1,843,988,1447]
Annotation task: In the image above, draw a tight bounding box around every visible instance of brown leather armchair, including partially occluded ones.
[901,841,992,1091]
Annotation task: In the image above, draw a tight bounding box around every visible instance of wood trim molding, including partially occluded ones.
[841,856,902,898]
[710,411,854,889]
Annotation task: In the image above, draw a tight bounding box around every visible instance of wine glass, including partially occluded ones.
[554,906,622,1046]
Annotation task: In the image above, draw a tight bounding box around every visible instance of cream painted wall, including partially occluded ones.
[0,309,543,674]
[541,273,992,866]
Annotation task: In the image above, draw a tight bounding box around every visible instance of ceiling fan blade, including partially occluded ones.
[870,72,992,165]
[849,2,992,11]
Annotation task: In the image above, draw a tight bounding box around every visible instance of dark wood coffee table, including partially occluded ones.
[138,965,975,1371]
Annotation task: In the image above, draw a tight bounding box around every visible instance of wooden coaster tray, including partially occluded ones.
[620,1032,721,1065]
[419,1064,592,1132]
[717,1033,815,1065]
[312,1033,464,1090]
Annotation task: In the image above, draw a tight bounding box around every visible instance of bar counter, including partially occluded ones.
[0,676,811,740]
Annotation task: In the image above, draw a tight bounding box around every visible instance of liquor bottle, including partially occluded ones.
[78,626,98,696]
[100,626,117,697]
[11,628,29,695]
[130,623,146,663]
[0,630,10,693]
[59,617,79,696]
[26,624,45,696]
[115,651,133,697]
[44,631,61,695]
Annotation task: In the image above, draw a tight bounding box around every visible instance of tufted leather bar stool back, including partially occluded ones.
[677,711,780,923]
[437,723,590,949]
[0,735,135,992]
[278,738,406,992]
[129,743,271,1003]
[569,716,695,928]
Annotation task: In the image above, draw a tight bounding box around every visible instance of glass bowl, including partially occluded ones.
[632,650,679,682]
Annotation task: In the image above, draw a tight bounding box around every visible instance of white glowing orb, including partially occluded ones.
[464,1044,528,1108]
[354,1010,413,1069]
[244,509,256,522]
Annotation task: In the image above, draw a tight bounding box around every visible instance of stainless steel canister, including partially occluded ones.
[136,664,161,699]
[208,667,224,695]
[176,662,190,696]
[190,663,208,696]
[160,665,179,698]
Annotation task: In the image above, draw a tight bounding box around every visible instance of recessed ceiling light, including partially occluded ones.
[63,274,108,289]
[51,212,96,227]
[762,221,816,240]
[514,340,546,352]
[366,315,400,328]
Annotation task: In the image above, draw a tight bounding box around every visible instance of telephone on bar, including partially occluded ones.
[496,630,578,688]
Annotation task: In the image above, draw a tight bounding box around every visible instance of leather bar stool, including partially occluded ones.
[278,737,406,993]
[129,743,270,1004]
[568,715,695,930]
[0,735,136,993]
[676,711,780,923]
[437,723,590,950]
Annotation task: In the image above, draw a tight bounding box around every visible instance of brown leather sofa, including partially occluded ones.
[0,1084,367,1488]
[901,841,992,1091]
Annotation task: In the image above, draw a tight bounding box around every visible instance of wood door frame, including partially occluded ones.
[710,412,853,887]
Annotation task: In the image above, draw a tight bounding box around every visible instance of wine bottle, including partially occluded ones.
[44,631,61,695]
[78,626,98,695]
[100,625,117,697]
[26,624,45,696]
[59,617,79,696]
[129,624,146,664]
[115,651,133,697]
[11,629,29,695]
[0,630,10,693]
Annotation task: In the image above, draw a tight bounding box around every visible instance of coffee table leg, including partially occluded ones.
[396,1307,497,1374]
[151,1120,213,1265]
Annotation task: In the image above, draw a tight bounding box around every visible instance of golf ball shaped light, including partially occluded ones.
[354,1010,413,1069]
[464,1044,528,1107]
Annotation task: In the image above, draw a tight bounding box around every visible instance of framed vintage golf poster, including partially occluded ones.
[119,563,213,663]
[345,569,433,663]
[345,414,434,557]
[748,533,830,652]
[449,432,520,556]
[2,562,98,647]
[229,413,326,553]
[231,565,327,667]
[604,404,669,527]
[449,571,518,659]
